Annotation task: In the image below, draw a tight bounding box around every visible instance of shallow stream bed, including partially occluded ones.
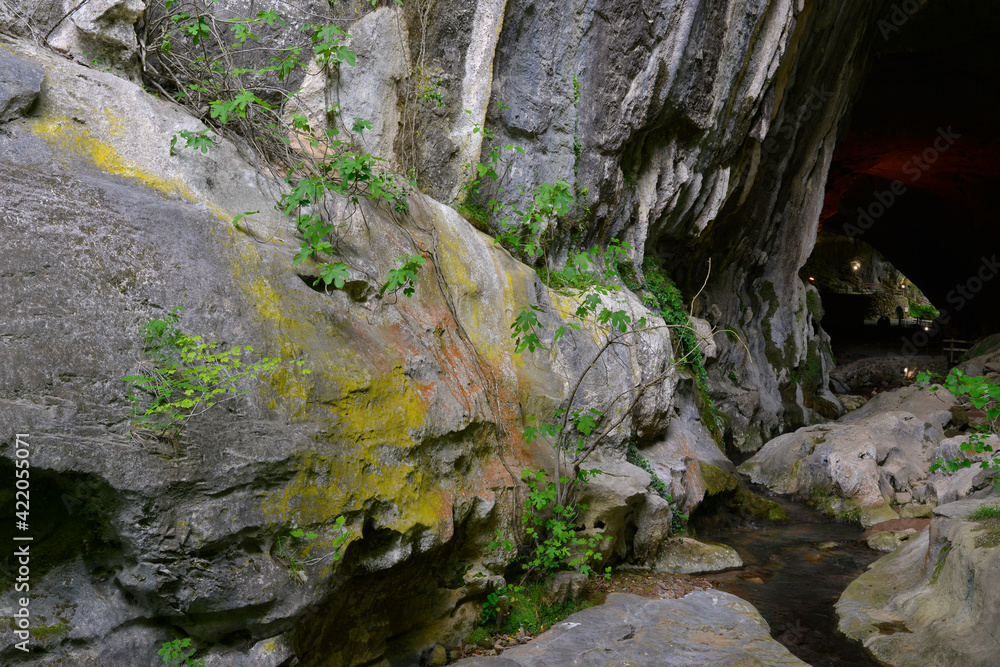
[700,494,883,666]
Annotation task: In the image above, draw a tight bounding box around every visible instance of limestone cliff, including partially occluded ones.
[0,0,919,664]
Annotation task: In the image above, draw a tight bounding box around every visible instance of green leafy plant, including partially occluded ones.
[538,240,630,293]
[420,77,447,107]
[490,244,726,598]
[125,307,309,438]
[169,128,214,154]
[158,638,204,667]
[476,582,593,638]
[639,259,725,441]
[379,254,426,298]
[274,515,351,577]
[494,180,573,260]
[456,109,580,262]
[626,441,687,533]
[516,468,607,577]
[918,368,1000,487]
[456,114,523,238]
[147,2,414,297]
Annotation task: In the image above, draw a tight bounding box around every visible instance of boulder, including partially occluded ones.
[838,384,956,429]
[866,529,918,553]
[648,537,743,575]
[0,45,43,122]
[740,409,941,525]
[573,458,655,564]
[899,503,935,519]
[838,497,1000,666]
[739,385,965,527]
[452,591,807,666]
[837,393,869,412]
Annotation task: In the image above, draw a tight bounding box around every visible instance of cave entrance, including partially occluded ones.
[805,0,1000,389]
[801,233,945,390]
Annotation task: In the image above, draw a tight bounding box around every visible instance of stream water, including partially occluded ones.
[701,494,883,666]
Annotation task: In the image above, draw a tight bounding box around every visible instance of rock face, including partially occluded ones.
[838,497,1000,666]
[739,385,957,526]
[3,0,146,78]
[0,46,42,122]
[0,0,918,456]
[133,0,901,445]
[452,591,807,666]
[0,39,685,666]
[0,0,968,663]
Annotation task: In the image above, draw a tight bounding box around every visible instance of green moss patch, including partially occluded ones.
[929,543,951,584]
[697,462,787,525]
[970,507,1000,548]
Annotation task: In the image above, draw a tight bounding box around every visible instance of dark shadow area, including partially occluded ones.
[801,234,948,367]
[819,0,1000,342]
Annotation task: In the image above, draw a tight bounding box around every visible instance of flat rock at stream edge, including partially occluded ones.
[451,591,807,666]
[838,497,1000,666]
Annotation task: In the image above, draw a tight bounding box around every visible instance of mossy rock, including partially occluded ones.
[699,462,787,523]
[806,487,896,526]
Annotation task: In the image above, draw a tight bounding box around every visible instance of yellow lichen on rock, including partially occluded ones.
[32,114,190,198]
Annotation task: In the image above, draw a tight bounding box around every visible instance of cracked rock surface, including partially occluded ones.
[451,590,806,666]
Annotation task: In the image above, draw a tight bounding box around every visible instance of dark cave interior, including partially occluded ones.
[814,0,1000,348]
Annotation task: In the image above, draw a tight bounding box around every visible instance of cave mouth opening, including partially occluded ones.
[801,234,950,393]
[802,234,943,357]
[808,0,1000,389]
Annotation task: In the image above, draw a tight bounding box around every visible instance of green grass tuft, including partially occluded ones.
[969,504,1000,520]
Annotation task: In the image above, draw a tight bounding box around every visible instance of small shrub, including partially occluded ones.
[480,583,591,636]
[273,515,351,578]
[158,638,204,667]
[515,468,608,578]
[124,308,310,439]
[538,241,629,293]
